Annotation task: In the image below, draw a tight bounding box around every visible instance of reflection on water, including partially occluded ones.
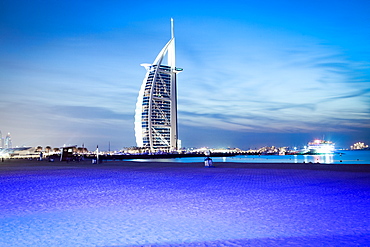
[224,151,369,164]
[129,151,370,164]
[303,154,334,164]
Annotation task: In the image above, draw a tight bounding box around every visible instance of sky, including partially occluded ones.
[1,0,369,151]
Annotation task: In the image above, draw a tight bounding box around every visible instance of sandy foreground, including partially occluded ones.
[1,159,370,246]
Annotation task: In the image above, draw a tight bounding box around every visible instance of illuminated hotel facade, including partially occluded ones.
[134,19,183,152]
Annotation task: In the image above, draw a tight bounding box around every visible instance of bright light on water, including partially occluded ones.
[129,150,370,164]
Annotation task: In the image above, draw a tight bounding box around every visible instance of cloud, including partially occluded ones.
[176,22,370,136]
[52,105,132,120]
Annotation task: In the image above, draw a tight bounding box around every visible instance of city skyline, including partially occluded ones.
[1,0,369,151]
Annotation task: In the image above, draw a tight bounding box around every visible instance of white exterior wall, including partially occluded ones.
[134,19,181,152]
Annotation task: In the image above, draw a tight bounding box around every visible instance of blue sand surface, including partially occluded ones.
[1,161,369,246]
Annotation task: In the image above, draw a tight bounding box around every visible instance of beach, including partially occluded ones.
[1,159,370,246]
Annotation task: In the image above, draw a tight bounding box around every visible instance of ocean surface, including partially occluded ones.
[130,150,370,164]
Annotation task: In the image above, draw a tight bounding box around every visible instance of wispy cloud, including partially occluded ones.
[177,23,370,136]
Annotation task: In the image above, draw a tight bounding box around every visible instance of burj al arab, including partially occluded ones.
[134,19,183,152]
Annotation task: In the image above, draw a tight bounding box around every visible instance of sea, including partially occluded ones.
[130,150,370,164]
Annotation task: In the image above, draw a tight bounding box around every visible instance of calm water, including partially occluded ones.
[131,150,370,164]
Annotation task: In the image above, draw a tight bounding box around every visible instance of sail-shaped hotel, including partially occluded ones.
[134,19,183,152]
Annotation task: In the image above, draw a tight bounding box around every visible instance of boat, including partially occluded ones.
[301,139,335,154]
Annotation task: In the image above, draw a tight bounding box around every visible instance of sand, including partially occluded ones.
[1,159,370,246]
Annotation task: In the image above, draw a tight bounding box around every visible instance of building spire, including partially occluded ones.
[171,18,174,39]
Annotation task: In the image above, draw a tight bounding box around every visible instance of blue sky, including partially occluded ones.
[1,0,369,151]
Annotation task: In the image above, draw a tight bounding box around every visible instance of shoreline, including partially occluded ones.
[1,158,370,173]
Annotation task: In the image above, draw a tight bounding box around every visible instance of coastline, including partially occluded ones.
[1,158,370,173]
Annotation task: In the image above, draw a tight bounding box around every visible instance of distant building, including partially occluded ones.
[4,133,12,148]
[351,142,369,150]
[0,147,37,159]
[60,146,76,161]
[0,130,3,148]
[134,19,183,152]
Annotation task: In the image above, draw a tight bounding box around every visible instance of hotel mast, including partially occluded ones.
[134,19,183,152]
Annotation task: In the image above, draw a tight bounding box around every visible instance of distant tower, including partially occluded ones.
[5,133,12,148]
[0,130,3,148]
[134,18,183,152]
